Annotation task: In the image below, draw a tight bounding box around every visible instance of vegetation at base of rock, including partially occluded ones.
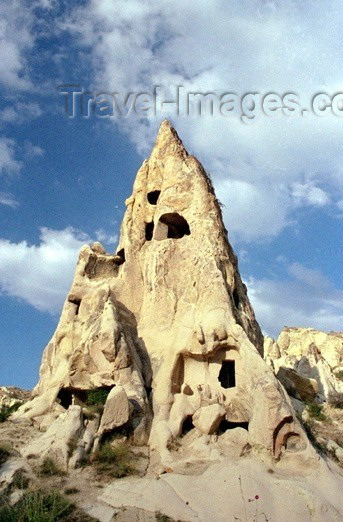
[0,488,97,522]
[0,402,22,423]
[67,436,79,458]
[83,404,104,419]
[0,443,11,465]
[307,403,326,421]
[93,441,136,478]
[155,512,176,522]
[0,489,72,522]
[38,457,66,477]
[85,388,110,406]
[11,470,30,490]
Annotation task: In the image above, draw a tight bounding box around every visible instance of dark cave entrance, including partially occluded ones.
[156,213,190,240]
[233,288,240,309]
[218,360,236,389]
[115,248,125,265]
[181,415,195,436]
[145,221,154,241]
[218,419,249,434]
[147,190,161,205]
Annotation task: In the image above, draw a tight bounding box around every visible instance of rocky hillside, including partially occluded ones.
[265,327,343,467]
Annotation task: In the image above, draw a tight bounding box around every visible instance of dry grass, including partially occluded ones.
[93,441,136,478]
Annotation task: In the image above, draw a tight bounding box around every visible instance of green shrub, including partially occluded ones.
[38,457,66,477]
[0,488,73,521]
[307,403,326,421]
[93,442,136,478]
[11,470,30,490]
[85,388,110,406]
[335,370,343,381]
[0,402,22,423]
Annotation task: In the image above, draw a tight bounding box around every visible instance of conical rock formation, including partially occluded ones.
[15,121,314,468]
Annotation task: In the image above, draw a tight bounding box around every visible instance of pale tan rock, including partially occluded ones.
[276,367,318,402]
[0,458,31,496]
[193,404,225,434]
[0,387,30,408]
[21,405,84,470]
[15,121,312,467]
[98,385,130,436]
[265,327,343,402]
[99,455,343,522]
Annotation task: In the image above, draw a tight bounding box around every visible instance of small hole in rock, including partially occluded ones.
[233,288,240,309]
[181,415,195,436]
[147,190,161,205]
[115,248,125,265]
[145,222,154,241]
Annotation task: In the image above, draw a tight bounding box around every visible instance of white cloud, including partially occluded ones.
[0,191,19,208]
[62,0,343,242]
[216,178,291,242]
[291,182,331,207]
[0,102,42,124]
[246,262,343,338]
[95,229,118,246]
[24,141,44,158]
[0,138,22,175]
[0,2,35,90]
[287,262,331,290]
[0,227,90,314]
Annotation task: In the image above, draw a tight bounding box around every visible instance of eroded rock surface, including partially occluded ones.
[265,327,343,403]
[14,122,314,469]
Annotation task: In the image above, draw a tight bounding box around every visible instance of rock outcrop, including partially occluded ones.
[265,327,343,403]
[0,387,30,408]
[14,121,314,469]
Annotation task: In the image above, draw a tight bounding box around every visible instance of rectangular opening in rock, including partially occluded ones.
[218,360,236,389]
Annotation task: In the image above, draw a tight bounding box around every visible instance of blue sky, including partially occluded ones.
[0,0,342,389]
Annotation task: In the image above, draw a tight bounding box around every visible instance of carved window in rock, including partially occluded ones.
[155,213,190,240]
[147,190,161,205]
[218,360,236,389]
[145,222,154,241]
[115,248,125,265]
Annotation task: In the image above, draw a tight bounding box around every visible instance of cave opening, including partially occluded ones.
[147,190,161,205]
[218,419,249,433]
[181,415,195,436]
[115,248,125,265]
[233,288,240,309]
[57,388,88,409]
[218,360,236,389]
[156,213,190,240]
[145,221,154,241]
